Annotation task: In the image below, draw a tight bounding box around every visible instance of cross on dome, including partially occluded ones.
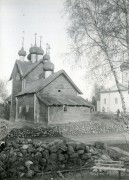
[34,33,37,46]
[46,43,50,55]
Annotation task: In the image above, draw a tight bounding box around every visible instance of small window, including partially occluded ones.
[104,98,106,104]
[63,105,67,111]
[19,106,22,113]
[26,105,29,112]
[115,98,118,104]
[58,90,61,92]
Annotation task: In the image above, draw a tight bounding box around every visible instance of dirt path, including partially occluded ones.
[66,132,129,145]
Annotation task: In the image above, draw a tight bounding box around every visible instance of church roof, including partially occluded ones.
[37,94,92,107]
[9,60,43,80]
[16,70,82,96]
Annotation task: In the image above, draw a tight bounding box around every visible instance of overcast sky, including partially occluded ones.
[0,0,92,99]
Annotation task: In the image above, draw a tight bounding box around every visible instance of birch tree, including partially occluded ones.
[0,80,8,103]
[64,0,129,121]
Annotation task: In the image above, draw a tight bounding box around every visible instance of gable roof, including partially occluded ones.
[9,60,43,80]
[100,83,128,93]
[22,60,44,78]
[37,94,92,107]
[16,70,82,96]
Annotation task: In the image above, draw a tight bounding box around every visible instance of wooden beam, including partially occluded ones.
[15,97,18,120]
[34,94,37,123]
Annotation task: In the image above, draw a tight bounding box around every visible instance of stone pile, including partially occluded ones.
[56,121,124,136]
[4,126,61,140]
[0,138,104,179]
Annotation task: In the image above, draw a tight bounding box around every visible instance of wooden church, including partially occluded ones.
[8,35,92,125]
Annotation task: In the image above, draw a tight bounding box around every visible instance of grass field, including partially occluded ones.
[8,171,129,180]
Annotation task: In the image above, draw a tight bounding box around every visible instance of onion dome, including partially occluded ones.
[43,60,54,71]
[43,53,50,61]
[29,45,38,54]
[18,47,26,56]
[37,47,44,55]
[27,53,31,61]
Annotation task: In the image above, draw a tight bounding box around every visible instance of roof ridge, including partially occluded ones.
[23,60,44,78]
[16,69,82,96]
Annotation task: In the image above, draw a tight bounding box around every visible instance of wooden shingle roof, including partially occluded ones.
[9,60,43,80]
[16,70,83,96]
[37,94,92,107]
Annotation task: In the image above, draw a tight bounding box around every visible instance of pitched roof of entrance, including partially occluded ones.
[37,94,92,107]
[16,70,82,96]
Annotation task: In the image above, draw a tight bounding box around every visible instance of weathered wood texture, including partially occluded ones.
[10,65,22,120]
[25,63,44,88]
[38,100,48,124]
[17,94,34,121]
[40,74,77,96]
[48,106,91,124]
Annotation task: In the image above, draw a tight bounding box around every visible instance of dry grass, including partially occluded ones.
[9,171,129,180]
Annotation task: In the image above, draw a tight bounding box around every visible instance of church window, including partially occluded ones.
[63,105,67,111]
[26,105,29,112]
[104,98,106,104]
[19,106,22,113]
[115,98,118,104]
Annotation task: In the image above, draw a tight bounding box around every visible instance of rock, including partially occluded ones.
[94,141,106,150]
[33,141,42,148]
[27,139,33,144]
[78,150,85,155]
[25,160,33,170]
[32,165,40,173]
[41,144,47,149]
[35,152,42,159]
[18,166,25,172]
[22,144,29,150]
[60,164,65,169]
[28,146,36,153]
[76,143,85,150]
[85,146,90,153]
[37,147,44,152]
[17,152,23,157]
[67,142,76,149]
[19,172,25,178]
[50,153,57,160]
[50,145,59,153]
[58,154,65,161]
[70,153,78,158]
[11,140,19,149]
[64,154,68,159]
[0,153,6,161]
[21,149,27,155]
[90,148,99,155]
[67,145,75,154]
[57,149,63,155]
[81,153,89,160]
[87,153,92,158]
[59,142,67,151]
[26,169,34,178]
[39,158,46,165]
[42,150,49,159]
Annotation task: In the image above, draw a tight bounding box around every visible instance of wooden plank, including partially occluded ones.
[92,166,126,172]
[95,163,124,167]
[95,160,124,164]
